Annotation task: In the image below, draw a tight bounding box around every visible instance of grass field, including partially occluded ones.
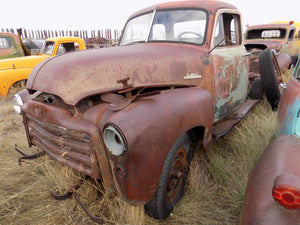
[0,94,277,225]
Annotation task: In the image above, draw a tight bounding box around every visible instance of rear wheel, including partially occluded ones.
[144,133,191,220]
[259,49,281,110]
[248,78,264,99]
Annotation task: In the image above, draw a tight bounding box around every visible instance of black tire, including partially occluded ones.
[259,49,281,110]
[248,78,264,99]
[144,133,191,220]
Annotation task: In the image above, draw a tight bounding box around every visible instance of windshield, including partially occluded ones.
[245,28,287,40]
[0,37,14,49]
[40,41,55,55]
[120,9,208,45]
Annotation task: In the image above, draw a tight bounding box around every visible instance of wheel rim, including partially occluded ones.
[166,147,187,203]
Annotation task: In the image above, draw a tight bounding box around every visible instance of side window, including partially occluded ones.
[294,58,300,79]
[214,15,225,47]
[288,29,295,41]
[57,42,76,55]
[214,13,241,47]
[74,42,79,51]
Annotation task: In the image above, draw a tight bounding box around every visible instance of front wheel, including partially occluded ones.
[144,133,191,220]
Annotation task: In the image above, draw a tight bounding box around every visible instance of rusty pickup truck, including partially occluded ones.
[12,0,279,221]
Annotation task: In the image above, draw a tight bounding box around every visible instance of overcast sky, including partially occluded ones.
[1,0,300,32]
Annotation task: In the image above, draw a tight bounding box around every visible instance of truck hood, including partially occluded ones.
[0,54,49,71]
[27,43,207,105]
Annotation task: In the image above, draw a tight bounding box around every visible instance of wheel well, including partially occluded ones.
[187,126,205,147]
[7,80,27,97]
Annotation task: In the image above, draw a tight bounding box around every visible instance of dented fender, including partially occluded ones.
[275,52,293,71]
[83,87,214,204]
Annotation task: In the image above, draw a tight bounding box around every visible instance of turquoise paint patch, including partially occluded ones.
[281,97,300,138]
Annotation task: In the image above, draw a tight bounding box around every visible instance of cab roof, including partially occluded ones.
[127,0,237,20]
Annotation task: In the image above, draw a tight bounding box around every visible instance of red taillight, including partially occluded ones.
[273,185,300,209]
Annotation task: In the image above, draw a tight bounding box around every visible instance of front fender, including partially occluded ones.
[275,52,293,71]
[0,68,32,96]
[85,87,214,204]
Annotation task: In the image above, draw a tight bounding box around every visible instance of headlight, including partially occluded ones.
[12,94,23,114]
[103,125,126,156]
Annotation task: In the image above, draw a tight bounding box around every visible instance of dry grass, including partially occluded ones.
[0,95,277,225]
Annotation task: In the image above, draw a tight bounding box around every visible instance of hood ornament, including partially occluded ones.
[117,77,132,89]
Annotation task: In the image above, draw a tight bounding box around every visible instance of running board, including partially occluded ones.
[212,99,260,139]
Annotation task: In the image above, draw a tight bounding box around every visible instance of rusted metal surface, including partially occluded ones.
[241,73,300,224]
[0,32,25,59]
[241,135,300,225]
[22,87,214,204]
[244,22,300,76]
[212,99,259,138]
[22,96,115,193]
[14,144,45,166]
[17,0,262,214]
[277,77,300,136]
[27,43,212,105]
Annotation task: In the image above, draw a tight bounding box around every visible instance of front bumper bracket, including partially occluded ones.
[50,176,104,224]
[14,144,45,166]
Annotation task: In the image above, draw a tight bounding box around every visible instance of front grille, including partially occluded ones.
[24,113,101,179]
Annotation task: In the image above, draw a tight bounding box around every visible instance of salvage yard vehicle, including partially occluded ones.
[244,21,300,81]
[0,36,86,97]
[244,21,300,110]
[12,0,279,222]
[0,32,30,59]
[241,58,300,225]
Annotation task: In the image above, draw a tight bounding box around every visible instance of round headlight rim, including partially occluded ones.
[103,123,127,157]
[12,94,24,114]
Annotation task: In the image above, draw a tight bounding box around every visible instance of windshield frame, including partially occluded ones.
[119,8,209,46]
[293,57,300,80]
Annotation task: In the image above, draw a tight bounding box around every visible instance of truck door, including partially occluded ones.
[211,11,249,122]
[285,28,299,57]
[0,35,22,59]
